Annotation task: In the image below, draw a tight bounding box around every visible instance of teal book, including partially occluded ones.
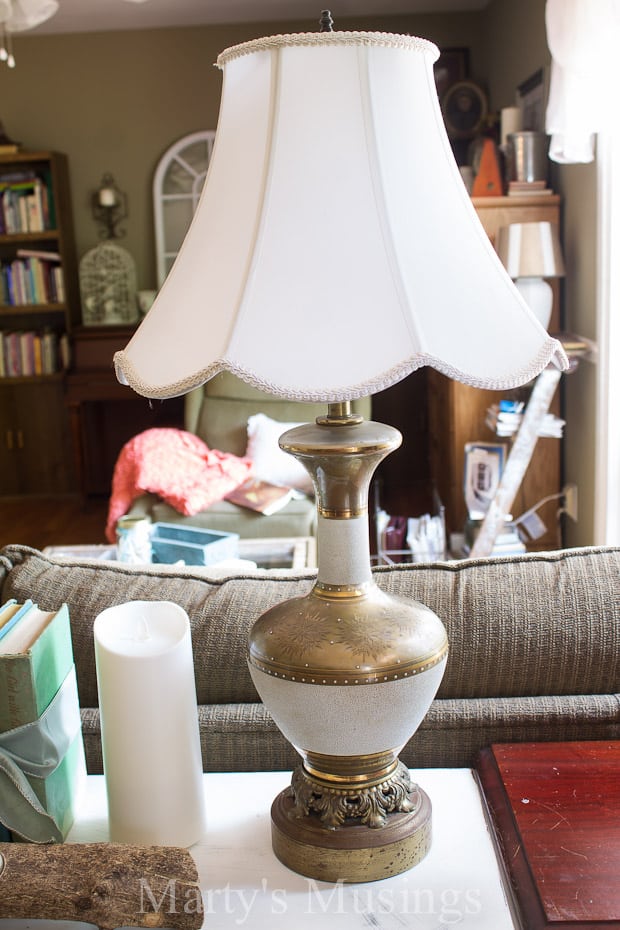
[0,598,19,634]
[0,601,73,731]
[0,599,34,647]
[0,601,85,839]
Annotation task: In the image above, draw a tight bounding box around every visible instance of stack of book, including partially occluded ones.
[0,170,55,234]
[0,328,69,377]
[0,598,85,842]
[507,179,552,197]
[486,400,565,439]
[1,248,65,307]
[461,521,526,557]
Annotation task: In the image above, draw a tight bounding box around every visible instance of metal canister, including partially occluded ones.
[116,515,152,564]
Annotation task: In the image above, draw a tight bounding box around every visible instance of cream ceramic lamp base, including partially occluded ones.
[515,276,553,330]
[247,408,448,882]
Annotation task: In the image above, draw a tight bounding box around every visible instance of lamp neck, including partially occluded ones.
[279,415,402,593]
[317,402,363,426]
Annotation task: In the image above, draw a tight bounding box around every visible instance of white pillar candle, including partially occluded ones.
[94,600,206,846]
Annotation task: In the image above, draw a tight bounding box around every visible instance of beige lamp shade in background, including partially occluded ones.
[496,221,566,330]
[114,24,568,884]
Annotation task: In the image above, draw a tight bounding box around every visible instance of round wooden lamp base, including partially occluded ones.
[271,784,432,883]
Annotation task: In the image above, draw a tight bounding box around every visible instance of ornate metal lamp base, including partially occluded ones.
[271,763,432,883]
[248,410,446,883]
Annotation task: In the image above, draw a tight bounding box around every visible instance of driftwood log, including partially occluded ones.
[0,842,203,929]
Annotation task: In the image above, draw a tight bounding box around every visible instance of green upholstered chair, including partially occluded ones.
[124,372,371,540]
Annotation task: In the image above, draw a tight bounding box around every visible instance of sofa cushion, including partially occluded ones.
[127,491,317,540]
[82,693,620,774]
[1,544,618,712]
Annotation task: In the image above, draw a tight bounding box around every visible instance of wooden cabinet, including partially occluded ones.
[66,327,184,497]
[0,377,73,494]
[429,194,562,551]
[0,151,79,495]
[376,194,563,552]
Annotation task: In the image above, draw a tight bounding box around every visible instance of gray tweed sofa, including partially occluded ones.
[0,543,618,773]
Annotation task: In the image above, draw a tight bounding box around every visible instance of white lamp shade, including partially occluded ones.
[115,32,567,402]
[496,221,566,279]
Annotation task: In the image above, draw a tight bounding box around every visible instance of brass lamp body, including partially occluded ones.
[247,406,448,882]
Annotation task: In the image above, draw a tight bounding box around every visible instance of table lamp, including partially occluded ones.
[496,221,566,330]
[115,15,567,883]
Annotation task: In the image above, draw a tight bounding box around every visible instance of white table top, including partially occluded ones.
[64,768,516,929]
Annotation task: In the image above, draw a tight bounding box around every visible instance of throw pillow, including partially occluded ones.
[245,413,313,494]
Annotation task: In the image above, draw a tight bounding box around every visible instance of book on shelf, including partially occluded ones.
[16,247,61,262]
[507,180,553,197]
[486,403,565,439]
[3,330,22,376]
[1,251,64,306]
[0,328,64,377]
[24,333,35,376]
[461,524,526,557]
[0,171,54,234]
[0,598,86,841]
[225,477,301,515]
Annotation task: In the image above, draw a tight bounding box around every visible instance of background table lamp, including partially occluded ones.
[496,221,566,330]
[115,17,567,883]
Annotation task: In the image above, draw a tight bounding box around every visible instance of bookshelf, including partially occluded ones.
[428,194,563,551]
[374,194,563,553]
[0,151,79,493]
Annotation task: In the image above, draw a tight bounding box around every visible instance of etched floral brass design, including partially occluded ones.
[248,585,449,685]
[286,761,420,829]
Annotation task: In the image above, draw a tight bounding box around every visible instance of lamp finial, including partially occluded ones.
[319,9,333,31]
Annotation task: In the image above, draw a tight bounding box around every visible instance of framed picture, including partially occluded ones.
[517,68,549,132]
[434,47,469,100]
[442,80,488,140]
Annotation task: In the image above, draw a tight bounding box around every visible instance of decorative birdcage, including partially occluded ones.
[79,242,138,326]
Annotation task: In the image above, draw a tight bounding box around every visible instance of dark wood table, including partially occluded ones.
[477,741,620,930]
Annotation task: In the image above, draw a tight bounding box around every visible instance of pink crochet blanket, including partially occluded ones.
[105,428,253,542]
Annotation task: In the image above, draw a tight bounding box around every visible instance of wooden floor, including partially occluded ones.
[0,496,110,552]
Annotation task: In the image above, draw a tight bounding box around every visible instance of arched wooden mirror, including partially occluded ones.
[153,130,215,287]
